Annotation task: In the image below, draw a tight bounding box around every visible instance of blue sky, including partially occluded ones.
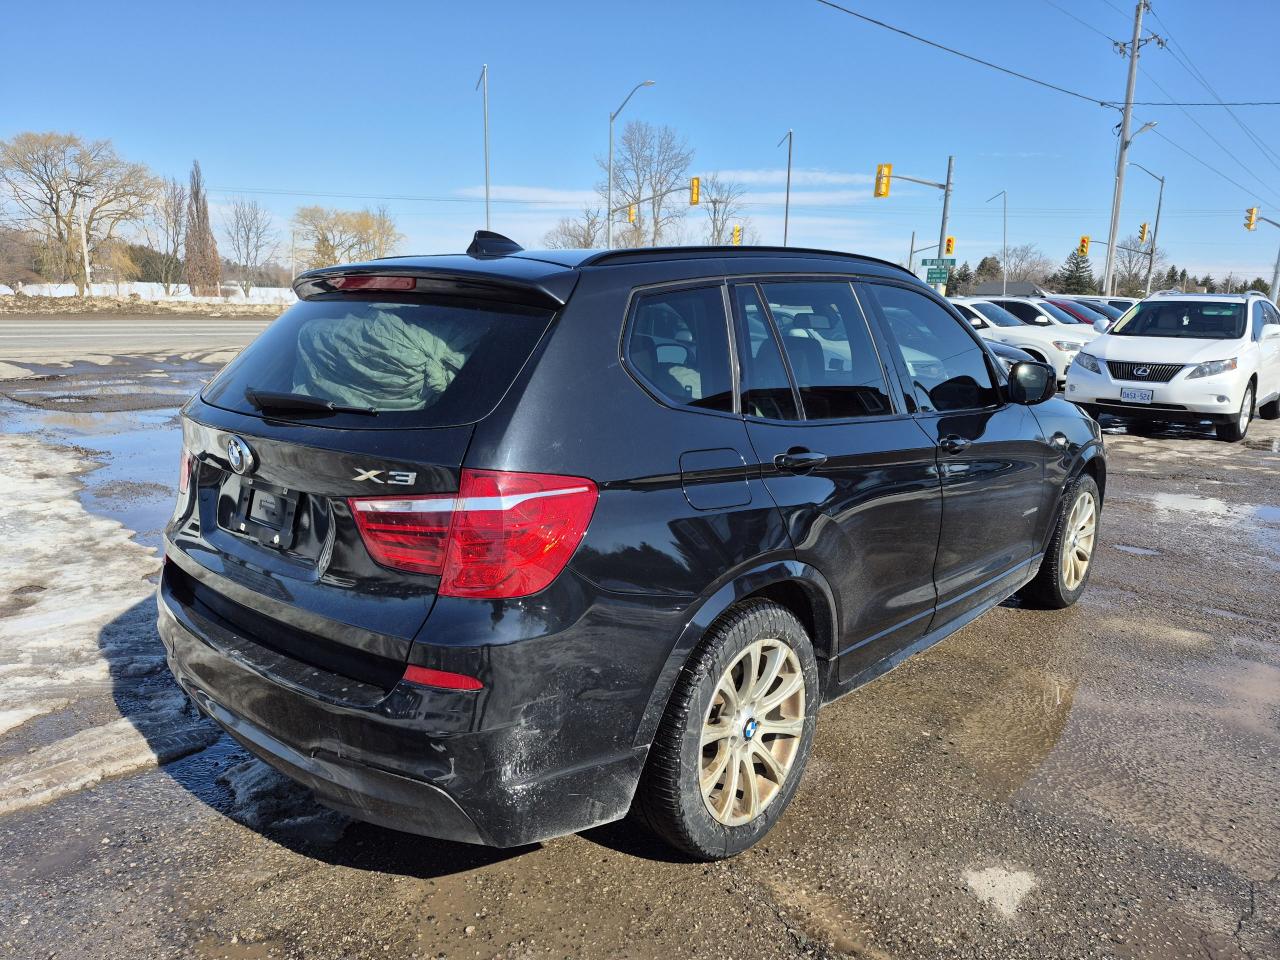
[3,0,1278,280]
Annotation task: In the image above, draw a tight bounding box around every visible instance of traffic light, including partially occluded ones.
[690,176,700,205]
[944,236,955,255]
[1245,207,1259,231]
[874,163,892,198]
[1138,223,1149,244]
[627,204,637,224]
[1078,235,1090,257]
[731,225,742,246]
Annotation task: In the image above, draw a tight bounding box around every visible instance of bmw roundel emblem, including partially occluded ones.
[225,435,256,475]
[1133,366,1150,378]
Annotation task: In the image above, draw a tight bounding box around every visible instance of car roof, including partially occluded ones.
[1147,291,1261,302]
[293,232,921,308]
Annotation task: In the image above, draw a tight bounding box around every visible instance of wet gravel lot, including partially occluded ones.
[0,342,1277,960]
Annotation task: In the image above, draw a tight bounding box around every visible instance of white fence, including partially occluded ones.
[0,281,296,304]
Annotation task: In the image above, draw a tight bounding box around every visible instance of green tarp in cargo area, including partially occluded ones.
[291,306,486,410]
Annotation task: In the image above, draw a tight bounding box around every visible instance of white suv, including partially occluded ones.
[1065,291,1280,441]
[950,297,1092,384]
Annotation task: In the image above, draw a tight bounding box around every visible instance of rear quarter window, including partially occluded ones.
[201,295,555,429]
[625,285,734,412]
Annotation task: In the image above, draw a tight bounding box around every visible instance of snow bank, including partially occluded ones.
[13,281,297,304]
[0,433,218,815]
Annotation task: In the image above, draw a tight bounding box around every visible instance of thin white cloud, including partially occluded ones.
[454,184,595,206]
[715,168,874,187]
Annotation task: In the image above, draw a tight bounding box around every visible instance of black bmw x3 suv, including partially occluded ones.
[159,232,1105,859]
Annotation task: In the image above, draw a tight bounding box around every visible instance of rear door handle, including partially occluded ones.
[939,435,970,454]
[773,450,828,472]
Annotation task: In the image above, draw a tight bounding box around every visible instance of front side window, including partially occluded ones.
[1110,300,1247,340]
[626,286,734,412]
[759,281,893,420]
[863,283,1000,413]
[971,301,1025,327]
[1252,301,1268,341]
[993,299,1050,326]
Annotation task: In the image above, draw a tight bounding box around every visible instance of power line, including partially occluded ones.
[1127,100,1280,107]
[1041,0,1121,43]
[1138,66,1280,207]
[812,0,1118,110]
[1146,4,1280,173]
[1150,128,1275,205]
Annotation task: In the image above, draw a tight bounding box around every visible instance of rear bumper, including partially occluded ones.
[157,573,647,847]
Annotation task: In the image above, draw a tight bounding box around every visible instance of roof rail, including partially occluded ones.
[577,244,915,276]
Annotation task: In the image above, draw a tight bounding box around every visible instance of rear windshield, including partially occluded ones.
[970,302,1023,327]
[202,295,555,428]
[1110,300,1246,340]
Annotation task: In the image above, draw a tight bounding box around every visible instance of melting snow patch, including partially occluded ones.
[0,432,217,815]
[964,866,1037,918]
[218,755,347,843]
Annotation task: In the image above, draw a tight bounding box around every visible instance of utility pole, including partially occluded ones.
[1130,166,1165,295]
[1103,0,1148,296]
[936,155,954,293]
[77,210,92,298]
[778,130,794,246]
[290,229,296,281]
[476,64,491,231]
[907,230,916,270]
[987,190,1007,296]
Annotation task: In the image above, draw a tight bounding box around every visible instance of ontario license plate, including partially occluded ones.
[1120,387,1153,404]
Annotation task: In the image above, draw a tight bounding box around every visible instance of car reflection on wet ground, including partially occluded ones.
[0,355,1277,960]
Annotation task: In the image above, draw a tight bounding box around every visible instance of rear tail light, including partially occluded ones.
[348,469,598,598]
[403,665,483,691]
[178,450,192,494]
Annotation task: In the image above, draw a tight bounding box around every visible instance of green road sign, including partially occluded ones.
[920,258,956,267]
[925,268,949,283]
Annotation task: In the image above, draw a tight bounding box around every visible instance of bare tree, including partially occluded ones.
[597,121,694,247]
[185,161,221,296]
[1113,233,1167,297]
[1002,243,1054,284]
[292,206,404,268]
[141,177,186,295]
[543,206,605,249]
[0,226,42,290]
[0,132,155,293]
[224,197,278,295]
[698,174,747,245]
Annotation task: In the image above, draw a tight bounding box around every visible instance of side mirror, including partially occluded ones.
[1263,325,1280,341]
[1093,318,1109,334]
[1007,361,1057,405]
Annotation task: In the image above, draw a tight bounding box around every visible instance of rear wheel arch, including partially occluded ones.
[631,562,838,751]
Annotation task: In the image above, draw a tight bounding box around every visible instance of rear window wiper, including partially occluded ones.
[244,388,378,417]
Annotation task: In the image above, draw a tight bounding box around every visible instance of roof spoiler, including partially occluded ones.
[467,230,524,258]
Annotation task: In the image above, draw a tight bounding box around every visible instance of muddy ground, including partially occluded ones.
[0,351,1277,960]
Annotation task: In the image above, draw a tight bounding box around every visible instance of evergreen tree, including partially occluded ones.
[1053,249,1096,294]
[949,261,974,295]
[1202,274,1216,293]
[1246,277,1271,297]
[1160,265,1180,290]
[973,255,1002,285]
[1178,268,1188,288]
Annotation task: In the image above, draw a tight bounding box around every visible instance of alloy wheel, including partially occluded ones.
[1062,490,1097,591]
[699,638,805,826]
[1239,386,1253,434]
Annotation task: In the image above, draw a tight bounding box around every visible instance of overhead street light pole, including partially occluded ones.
[606,80,655,249]
[778,130,794,246]
[476,65,491,231]
[1256,215,1280,305]
[987,190,1007,296]
[1128,161,1164,295]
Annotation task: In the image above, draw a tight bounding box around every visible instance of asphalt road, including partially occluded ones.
[0,314,272,361]
[0,351,1277,960]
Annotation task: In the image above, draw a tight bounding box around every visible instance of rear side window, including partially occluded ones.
[863,283,1000,413]
[994,300,1049,325]
[759,281,893,420]
[202,296,554,429]
[733,285,800,421]
[625,286,734,412]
